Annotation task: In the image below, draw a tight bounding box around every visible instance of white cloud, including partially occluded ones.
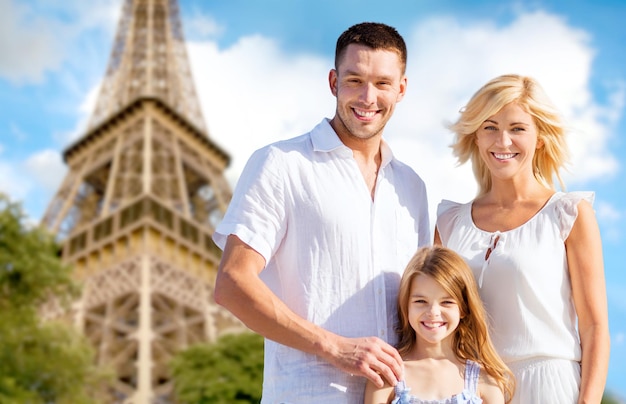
[185,10,622,226]
[0,160,33,201]
[0,0,65,83]
[188,35,334,185]
[185,11,225,40]
[395,11,621,220]
[24,149,66,193]
[64,0,122,33]
[15,8,620,226]
[0,0,121,84]
[53,82,101,145]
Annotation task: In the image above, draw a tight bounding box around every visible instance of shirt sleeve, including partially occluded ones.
[435,199,463,246]
[555,191,595,241]
[213,145,287,264]
[417,178,432,247]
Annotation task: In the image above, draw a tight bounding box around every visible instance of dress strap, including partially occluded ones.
[464,360,481,394]
[392,380,411,404]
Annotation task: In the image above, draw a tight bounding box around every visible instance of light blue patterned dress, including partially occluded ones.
[391,360,482,404]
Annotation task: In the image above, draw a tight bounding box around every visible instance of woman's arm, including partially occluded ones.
[566,200,610,404]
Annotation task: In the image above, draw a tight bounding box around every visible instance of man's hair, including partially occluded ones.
[335,22,407,73]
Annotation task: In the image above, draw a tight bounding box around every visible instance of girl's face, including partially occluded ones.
[475,101,542,183]
[408,274,461,346]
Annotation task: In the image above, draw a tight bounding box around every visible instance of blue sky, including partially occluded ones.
[0,0,624,399]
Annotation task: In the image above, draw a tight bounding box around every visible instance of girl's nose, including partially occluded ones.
[428,304,441,315]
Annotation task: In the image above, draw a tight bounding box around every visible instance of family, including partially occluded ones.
[212,22,609,403]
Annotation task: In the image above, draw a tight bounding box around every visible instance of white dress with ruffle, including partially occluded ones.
[436,192,590,403]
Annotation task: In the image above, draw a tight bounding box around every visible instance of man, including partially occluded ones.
[213,22,430,402]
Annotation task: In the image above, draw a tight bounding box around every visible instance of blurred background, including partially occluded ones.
[0,0,624,401]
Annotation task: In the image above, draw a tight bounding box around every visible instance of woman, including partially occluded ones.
[435,74,609,403]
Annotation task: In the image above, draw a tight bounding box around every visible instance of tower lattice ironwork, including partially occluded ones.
[42,0,245,402]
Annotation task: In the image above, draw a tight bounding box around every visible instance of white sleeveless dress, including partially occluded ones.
[436,192,591,403]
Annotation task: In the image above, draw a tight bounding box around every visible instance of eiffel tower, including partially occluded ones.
[42,0,244,402]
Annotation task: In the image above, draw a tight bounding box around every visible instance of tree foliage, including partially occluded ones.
[602,392,626,404]
[0,195,76,309]
[0,194,110,403]
[171,331,264,403]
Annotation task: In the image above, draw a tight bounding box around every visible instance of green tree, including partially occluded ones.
[0,194,110,403]
[171,331,264,404]
[602,391,626,404]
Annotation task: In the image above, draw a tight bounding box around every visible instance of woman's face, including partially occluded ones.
[475,102,542,182]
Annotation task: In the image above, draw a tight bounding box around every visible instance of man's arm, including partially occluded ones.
[214,234,404,387]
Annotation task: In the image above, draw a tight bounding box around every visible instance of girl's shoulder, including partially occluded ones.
[364,377,395,404]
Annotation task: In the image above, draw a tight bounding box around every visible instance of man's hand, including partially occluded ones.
[325,336,403,388]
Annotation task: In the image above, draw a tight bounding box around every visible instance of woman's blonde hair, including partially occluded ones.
[450,74,569,195]
[396,246,515,402]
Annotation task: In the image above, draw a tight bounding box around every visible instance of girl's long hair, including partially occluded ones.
[396,246,515,402]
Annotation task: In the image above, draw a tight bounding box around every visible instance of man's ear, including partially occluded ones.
[329,69,338,96]
[396,75,408,102]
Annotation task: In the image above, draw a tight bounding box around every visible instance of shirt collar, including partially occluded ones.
[311,118,395,168]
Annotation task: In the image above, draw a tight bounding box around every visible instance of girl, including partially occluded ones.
[364,246,514,404]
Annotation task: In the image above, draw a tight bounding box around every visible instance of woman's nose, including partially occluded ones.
[496,130,513,147]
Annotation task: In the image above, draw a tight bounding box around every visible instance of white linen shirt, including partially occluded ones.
[213,118,430,403]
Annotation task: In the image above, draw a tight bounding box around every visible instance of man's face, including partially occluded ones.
[329,44,407,144]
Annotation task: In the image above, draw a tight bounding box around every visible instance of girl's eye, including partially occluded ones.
[483,125,497,131]
[512,127,525,132]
